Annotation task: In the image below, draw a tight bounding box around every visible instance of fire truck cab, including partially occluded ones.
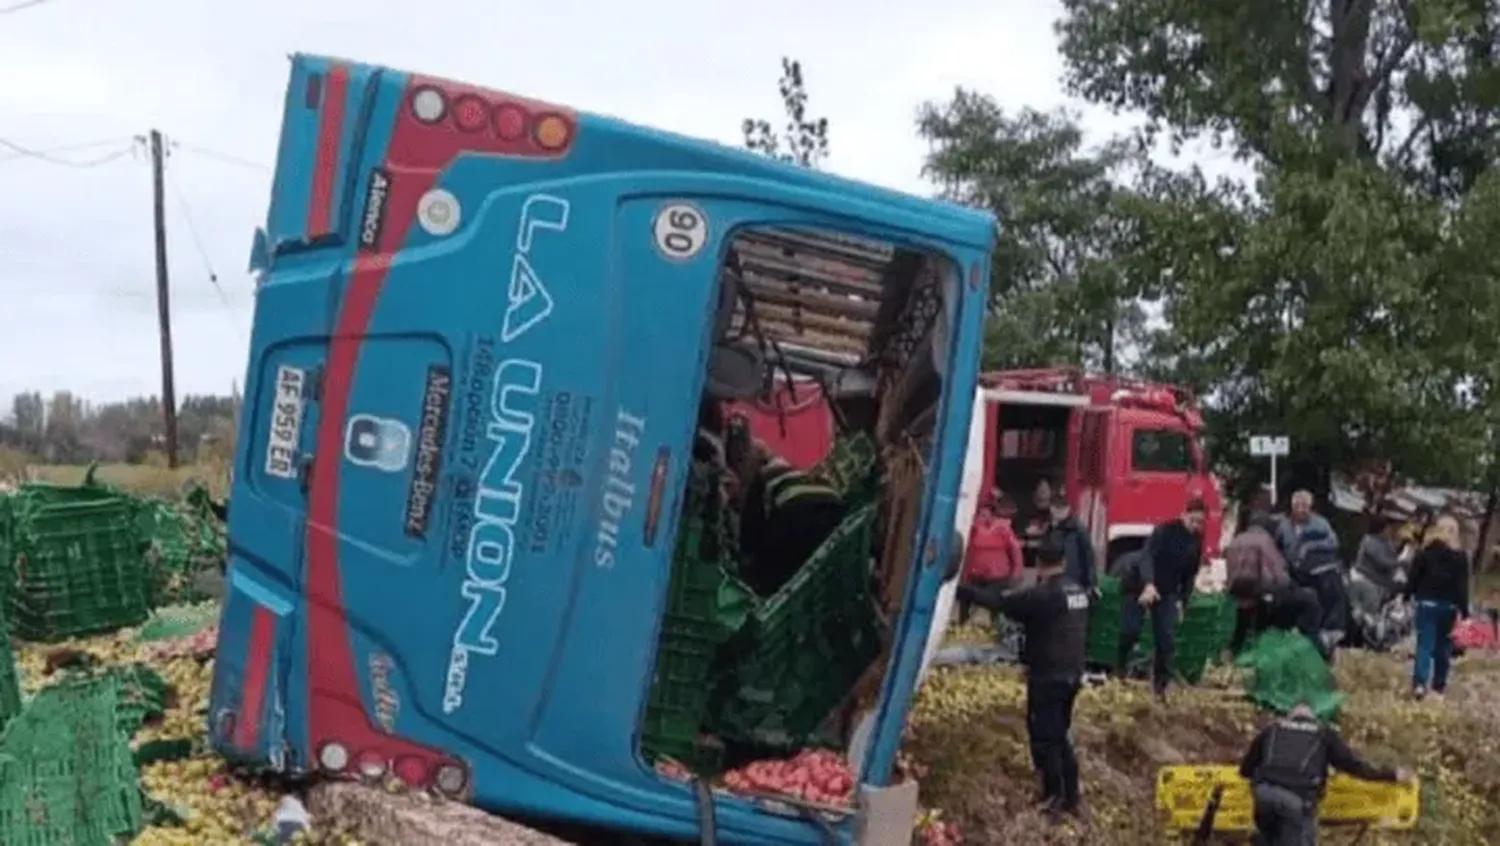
[971,368,1224,568]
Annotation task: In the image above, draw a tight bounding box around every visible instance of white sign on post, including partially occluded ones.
[1249,435,1290,506]
[1249,436,1290,457]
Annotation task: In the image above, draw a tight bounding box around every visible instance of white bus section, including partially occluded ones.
[849,387,987,774]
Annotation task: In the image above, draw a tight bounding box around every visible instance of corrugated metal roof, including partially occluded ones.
[1330,475,1488,519]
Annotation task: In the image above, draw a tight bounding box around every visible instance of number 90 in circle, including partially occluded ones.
[652,202,709,261]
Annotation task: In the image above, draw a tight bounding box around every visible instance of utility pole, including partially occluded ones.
[148,130,180,468]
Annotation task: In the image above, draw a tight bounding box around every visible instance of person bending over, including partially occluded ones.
[1240,702,1408,845]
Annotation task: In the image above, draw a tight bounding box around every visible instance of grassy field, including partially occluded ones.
[28,463,229,498]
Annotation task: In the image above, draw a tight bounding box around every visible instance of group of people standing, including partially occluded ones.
[1224,492,1474,701]
[952,482,1466,840]
[956,478,1096,623]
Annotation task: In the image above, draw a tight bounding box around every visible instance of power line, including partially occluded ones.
[170,141,270,173]
[0,0,61,14]
[0,137,137,168]
[165,174,223,296]
[165,144,249,349]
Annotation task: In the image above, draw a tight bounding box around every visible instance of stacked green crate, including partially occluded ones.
[0,616,18,736]
[1172,592,1239,683]
[136,499,225,607]
[9,492,150,642]
[1085,575,1128,667]
[709,504,883,748]
[0,495,11,623]
[640,462,753,771]
[0,675,144,846]
[1087,575,1238,684]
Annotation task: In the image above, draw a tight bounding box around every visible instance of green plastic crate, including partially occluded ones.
[641,462,752,771]
[137,601,220,643]
[709,505,884,748]
[1087,576,1237,683]
[136,497,226,607]
[0,623,18,736]
[810,433,878,504]
[9,498,151,642]
[0,676,144,846]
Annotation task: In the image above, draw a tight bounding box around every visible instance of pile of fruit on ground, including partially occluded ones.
[907,623,1500,843]
[19,603,1500,844]
[13,621,962,845]
[10,619,368,845]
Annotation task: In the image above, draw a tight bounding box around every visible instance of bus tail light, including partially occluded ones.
[533,113,571,151]
[410,87,448,124]
[394,756,429,787]
[318,741,350,772]
[493,104,528,141]
[356,750,388,779]
[452,95,489,133]
[399,76,576,158]
[434,762,468,797]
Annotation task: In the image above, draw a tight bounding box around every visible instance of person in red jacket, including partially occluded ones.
[959,492,1024,624]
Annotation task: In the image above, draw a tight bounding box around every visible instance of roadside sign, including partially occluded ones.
[1249,435,1290,505]
[1248,435,1289,457]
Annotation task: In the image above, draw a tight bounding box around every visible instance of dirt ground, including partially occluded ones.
[908,624,1500,844]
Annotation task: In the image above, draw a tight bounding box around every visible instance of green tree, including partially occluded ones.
[743,58,830,168]
[1057,0,1500,494]
[917,91,1165,373]
[1056,0,1500,174]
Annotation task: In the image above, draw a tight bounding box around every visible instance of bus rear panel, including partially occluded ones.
[212,53,994,843]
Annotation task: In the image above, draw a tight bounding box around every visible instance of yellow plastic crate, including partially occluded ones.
[1156,765,1420,832]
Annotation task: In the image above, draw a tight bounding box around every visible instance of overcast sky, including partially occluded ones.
[0,0,1149,405]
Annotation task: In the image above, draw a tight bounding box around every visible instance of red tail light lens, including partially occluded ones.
[493,104,528,141]
[394,756,430,787]
[452,95,489,132]
[356,750,388,779]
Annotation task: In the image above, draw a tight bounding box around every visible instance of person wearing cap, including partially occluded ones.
[1047,487,1097,594]
[1239,701,1409,844]
[1116,498,1206,697]
[956,537,1089,820]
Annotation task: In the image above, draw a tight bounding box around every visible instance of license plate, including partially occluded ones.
[264,365,306,479]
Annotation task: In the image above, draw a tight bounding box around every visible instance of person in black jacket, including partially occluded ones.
[1227,578,1324,658]
[957,537,1089,820]
[1239,703,1408,845]
[1404,514,1471,700]
[1115,499,1205,697]
[1047,488,1097,594]
[1014,479,1054,570]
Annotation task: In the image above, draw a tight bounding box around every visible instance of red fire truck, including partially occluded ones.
[729,366,1224,568]
[972,368,1224,566]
